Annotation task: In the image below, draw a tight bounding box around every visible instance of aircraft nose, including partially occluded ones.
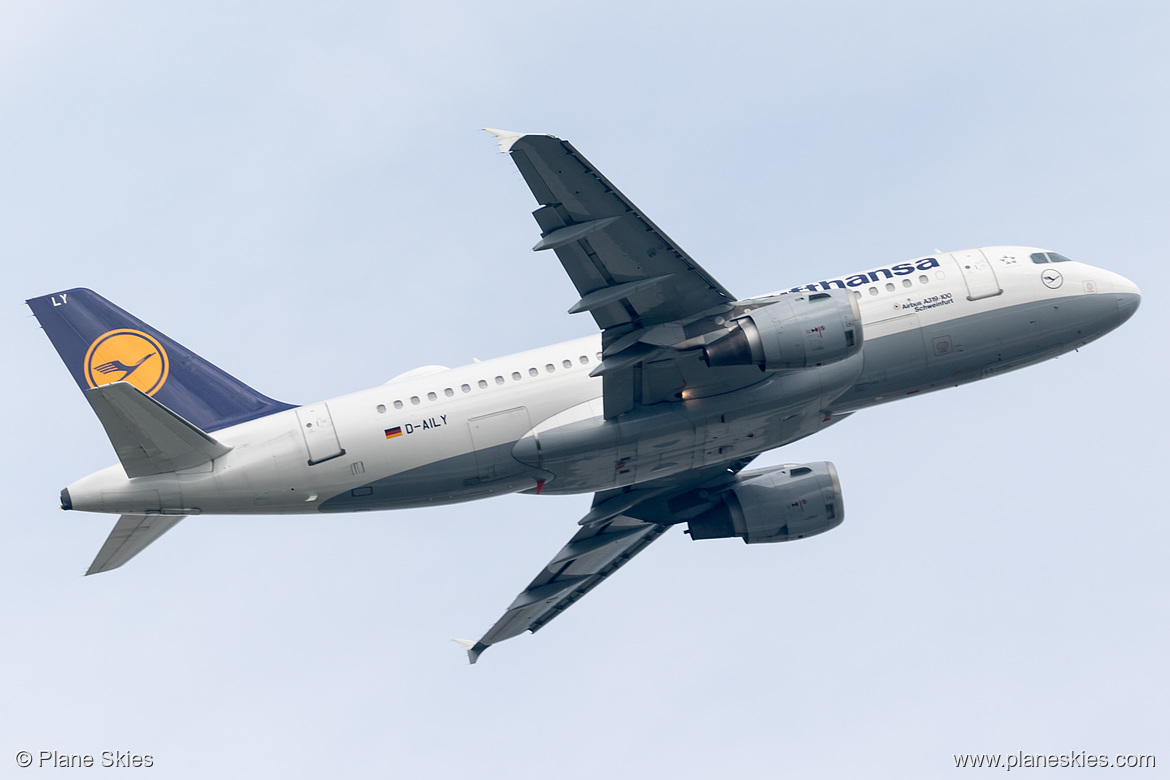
[1113,272,1141,325]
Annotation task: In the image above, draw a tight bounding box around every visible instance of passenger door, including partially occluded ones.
[296,404,345,465]
[950,249,1002,301]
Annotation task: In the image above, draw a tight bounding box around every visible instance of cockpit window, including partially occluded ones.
[1032,251,1073,264]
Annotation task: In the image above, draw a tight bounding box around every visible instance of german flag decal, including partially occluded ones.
[384,427,402,439]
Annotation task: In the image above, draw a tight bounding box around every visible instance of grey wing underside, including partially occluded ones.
[487,130,765,417]
[458,515,668,664]
[459,458,756,663]
[488,129,734,329]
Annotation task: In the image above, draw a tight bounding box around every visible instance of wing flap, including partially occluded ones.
[85,382,232,478]
[87,513,185,575]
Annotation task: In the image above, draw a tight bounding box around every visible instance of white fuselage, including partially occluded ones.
[65,247,1139,517]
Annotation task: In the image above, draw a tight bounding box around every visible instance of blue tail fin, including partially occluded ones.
[28,288,294,432]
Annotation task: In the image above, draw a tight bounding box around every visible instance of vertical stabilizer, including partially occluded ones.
[28,288,294,432]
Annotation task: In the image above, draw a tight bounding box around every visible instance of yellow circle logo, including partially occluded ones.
[83,329,169,396]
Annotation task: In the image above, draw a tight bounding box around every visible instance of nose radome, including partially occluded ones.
[1113,272,1141,325]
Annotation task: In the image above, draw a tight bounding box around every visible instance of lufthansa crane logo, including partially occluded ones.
[83,329,169,396]
[1041,269,1064,289]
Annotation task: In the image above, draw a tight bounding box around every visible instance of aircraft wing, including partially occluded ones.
[486,129,734,329]
[460,458,755,663]
[488,130,764,417]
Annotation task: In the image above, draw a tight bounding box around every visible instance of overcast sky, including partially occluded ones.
[3,2,1167,777]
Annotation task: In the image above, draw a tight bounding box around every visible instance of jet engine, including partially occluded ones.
[703,291,862,370]
[685,462,843,544]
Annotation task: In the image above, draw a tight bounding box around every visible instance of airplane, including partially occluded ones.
[27,129,1141,664]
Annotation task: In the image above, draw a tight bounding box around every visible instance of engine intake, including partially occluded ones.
[686,462,843,544]
[704,291,862,370]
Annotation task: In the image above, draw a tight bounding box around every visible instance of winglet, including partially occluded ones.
[483,128,527,154]
[452,638,487,664]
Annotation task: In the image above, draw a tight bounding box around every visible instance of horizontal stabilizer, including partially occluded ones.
[87,513,185,575]
[86,381,232,478]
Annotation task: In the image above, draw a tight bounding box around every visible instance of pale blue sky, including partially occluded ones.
[4,2,1166,777]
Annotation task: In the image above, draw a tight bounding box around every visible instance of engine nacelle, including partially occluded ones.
[686,462,844,544]
[703,291,862,370]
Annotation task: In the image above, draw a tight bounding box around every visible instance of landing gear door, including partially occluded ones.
[296,403,346,465]
[950,249,1002,301]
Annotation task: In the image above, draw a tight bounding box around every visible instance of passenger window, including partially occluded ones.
[563,359,572,369]
[1030,252,1049,264]
[394,400,403,409]
[461,384,470,393]
[529,367,538,377]
[427,391,437,401]
[477,380,487,389]
[546,363,555,373]
[376,404,386,414]
[579,355,589,364]
[868,287,878,296]
[596,352,603,360]
[410,396,420,405]
[444,388,454,397]
[885,282,895,292]
[902,279,912,288]
[512,371,521,381]
[495,376,504,385]
[918,275,929,284]
[853,291,862,300]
